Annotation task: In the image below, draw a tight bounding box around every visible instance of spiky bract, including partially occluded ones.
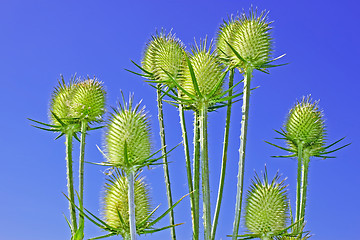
[285,96,325,154]
[217,9,272,69]
[142,31,186,87]
[245,170,288,237]
[103,171,151,237]
[181,41,225,105]
[72,78,106,123]
[106,97,151,170]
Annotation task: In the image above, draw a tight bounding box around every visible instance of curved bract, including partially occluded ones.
[103,171,151,238]
[285,96,325,155]
[106,97,151,170]
[244,170,289,239]
[142,31,186,88]
[217,10,272,70]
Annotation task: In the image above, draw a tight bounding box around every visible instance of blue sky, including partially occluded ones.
[1,1,359,239]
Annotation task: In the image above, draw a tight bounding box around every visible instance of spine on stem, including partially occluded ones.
[295,143,303,230]
[127,171,137,240]
[78,120,87,230]
[193,110,201,240]
[199,102,211,240]
[156,85,176,240]
[232,67,253,240]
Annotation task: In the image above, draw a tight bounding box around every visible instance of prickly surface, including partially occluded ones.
[106,100,151,168]
[245,171,288,236]
[142,32,186,87]
[72,78,106,122]
[181,43,224,102]
[103,172,151,237]
[217,10,272,69]
[285,96,325,151]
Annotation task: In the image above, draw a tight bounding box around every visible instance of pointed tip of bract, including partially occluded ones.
[216,8,273,69]
[245,169,289,236]
[142,30,186,88]
[103,170,151,237]
[285,95,326,152]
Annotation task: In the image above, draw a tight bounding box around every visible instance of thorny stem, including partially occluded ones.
[179,100,198,240]
[66,132,77,233]
[295,143,303,232]
[298,151,310,239]
[127,171,137,240]
[193,110,201,240]
[78,120,87,234]
[211,68,234,240]
[157,84,176,240]
[199,101,211,240]
[232,67,253,240]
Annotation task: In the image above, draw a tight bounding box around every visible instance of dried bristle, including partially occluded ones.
[103,172,151,237]
[142,32,186,86]
[181,42,224,101]
[217,9,272,68]
[71,78,106,122]
[106,99,151,167]
[49,79,77,125]
[245,171,288,235]
[285,96,325,151]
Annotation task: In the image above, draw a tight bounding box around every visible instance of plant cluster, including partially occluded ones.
[30,7,348,240]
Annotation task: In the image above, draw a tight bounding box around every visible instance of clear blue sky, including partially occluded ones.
[1,1,359,239]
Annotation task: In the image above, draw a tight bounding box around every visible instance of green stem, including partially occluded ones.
[199,101,211,240]
[298,152,310,239]
[295,143,303,230]
[179,101,198,240]
[232,67,253,240]
[78,120,87,235]
[66,132,77,233]
[211,68,234,240]
[193,110,201,240]
[127,171,137,240]
[157,85,176,240]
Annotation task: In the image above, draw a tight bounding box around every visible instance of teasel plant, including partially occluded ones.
[29,75,106,239]
[158,38,244,240]
[233,168,302,240]
[266,96,350,238]
[80,94,184,240]
[216,8,286,239]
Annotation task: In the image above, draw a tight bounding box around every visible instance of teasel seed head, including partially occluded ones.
[181,40,225,106]
[285,96,326,153]
[49,76,77,125]
[106,95,151,170]
[245,170,289,237]
[142,31,186,88]
[103,171,151,237]
[217,9,272,69]
[71,77,106,123]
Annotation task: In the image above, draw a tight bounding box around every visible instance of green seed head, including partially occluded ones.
[103,171,151,237]
[285,96,325,152]
[49,77,77,125]
[142,31,186,87]
[217,10,272,69]
[181,41,225,104]
[106,97,151,169]
[71,78,106,123]
[245,170,288,236]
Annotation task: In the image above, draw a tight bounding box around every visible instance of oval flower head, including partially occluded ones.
[142,31,186,88]
[106,95,151,171]
[244,170,289,240]
[285,96,325,155]
[49,76,78,125]
[217,9,273,70]
[103,171,151,238]
[71,77,106,123]
[181,40,225,109]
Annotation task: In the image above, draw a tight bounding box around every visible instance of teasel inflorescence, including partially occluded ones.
[266,96,349,237]
[103,170,152,239]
